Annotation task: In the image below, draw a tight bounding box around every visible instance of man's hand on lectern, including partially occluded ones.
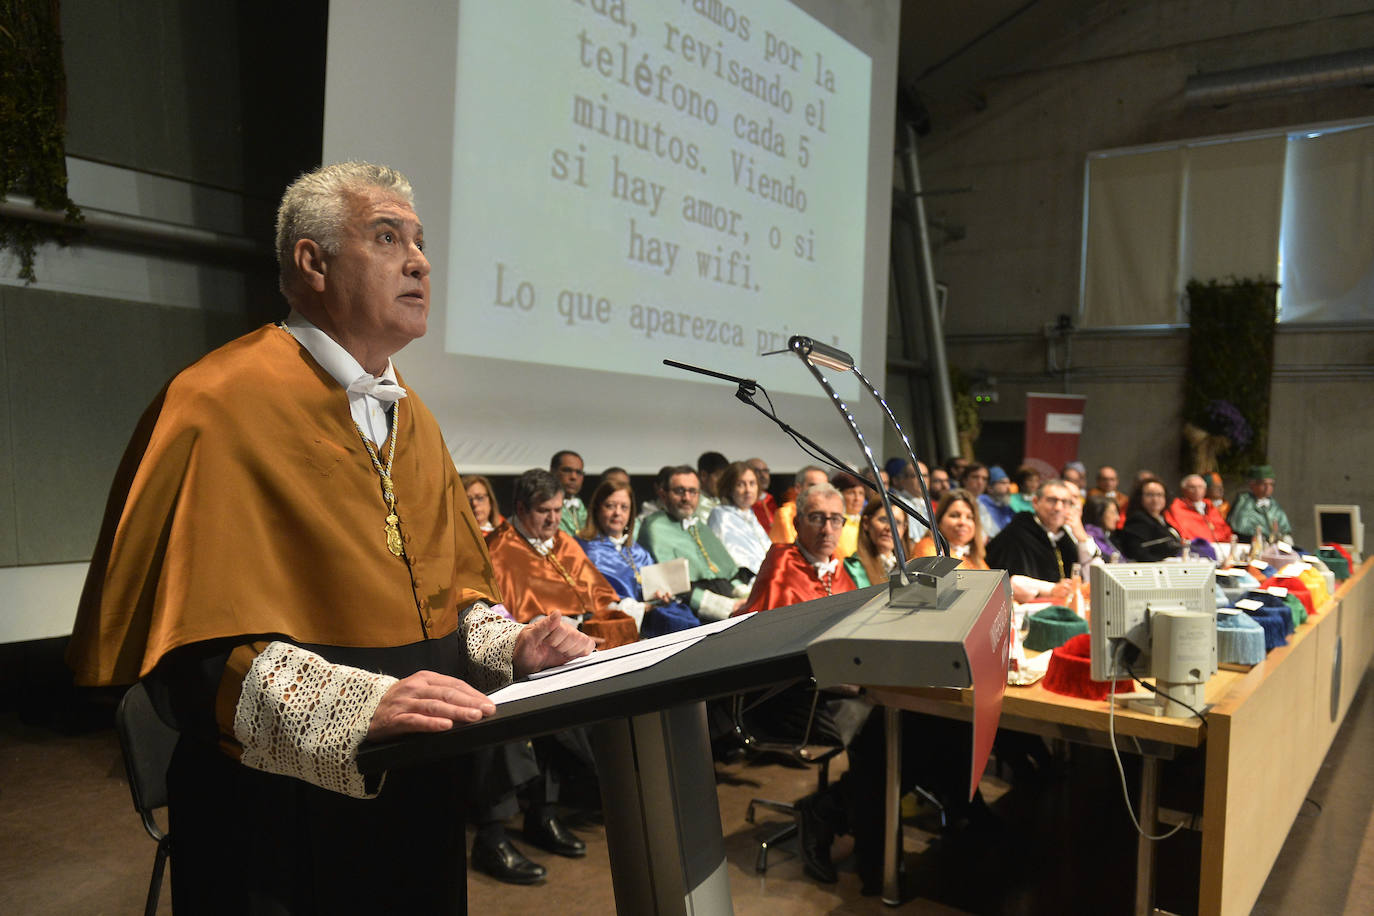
[513,610,597,677]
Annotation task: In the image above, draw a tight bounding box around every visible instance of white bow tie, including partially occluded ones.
[347,375,407,403]
[1256,498,1271,509]
[813,558,838,577]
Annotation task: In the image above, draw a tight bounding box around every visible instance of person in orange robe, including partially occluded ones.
[64,162,593,913]
[742,481,859,614]
[1165,473,1234,543]
[477,467,642,881]
[485,472,628,631]
[738,481,870,885]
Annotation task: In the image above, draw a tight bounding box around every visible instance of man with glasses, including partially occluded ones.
[739,482,859,614]
[987,478,1101,593]
[638,465,751,621]
[551,449,587,534]
[734,481,867,885]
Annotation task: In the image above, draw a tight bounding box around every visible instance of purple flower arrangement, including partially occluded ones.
[1206,399,1253,449]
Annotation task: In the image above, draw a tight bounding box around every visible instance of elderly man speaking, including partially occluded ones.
[67,162,594,914]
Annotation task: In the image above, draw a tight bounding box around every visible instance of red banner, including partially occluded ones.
[1022,392,1087,479]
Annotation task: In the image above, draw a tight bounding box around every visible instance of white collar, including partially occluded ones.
[564,494,583,509]
[284,310,404,398]
[679,516,697,531]
[1033,514,1066,542]
[1193,500,1208,514]
[796,543,838,577]
[609,533,629,547]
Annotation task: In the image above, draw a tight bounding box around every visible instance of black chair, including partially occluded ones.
[115,682,179,916]
[732,683,845,873]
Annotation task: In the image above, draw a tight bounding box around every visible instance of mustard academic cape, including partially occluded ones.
[67,324,501,686]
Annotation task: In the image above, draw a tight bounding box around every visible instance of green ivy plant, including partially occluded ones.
[1182,278,1277,475]
[1,0,83,282]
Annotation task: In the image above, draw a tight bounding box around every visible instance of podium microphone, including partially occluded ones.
[662,359,758,398]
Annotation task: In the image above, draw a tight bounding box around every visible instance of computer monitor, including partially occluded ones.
[1089,563,1218,716]
[1314,504,1363,563]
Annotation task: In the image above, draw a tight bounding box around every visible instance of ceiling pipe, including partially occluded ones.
[1185,48,1374,107]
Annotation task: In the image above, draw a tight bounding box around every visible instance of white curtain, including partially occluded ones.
[1082,148,1183,326]
[1181,137,1285,287]
[1279,124,1374,322]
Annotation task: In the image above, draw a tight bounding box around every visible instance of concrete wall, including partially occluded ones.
[908,0,1374,547]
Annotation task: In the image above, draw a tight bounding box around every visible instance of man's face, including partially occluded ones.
[796,492,846,559]
[1096,467,1118,494]
[747,459,771,492]
[519,493,564,541]
[662,472,700,521]
[1249,477,1275,499]
[1141,482,1167,516]
[990,478,1011,499]
[1062,467,1085,488]
[1034,483,1073,531]
[928,469,950,498]
[1181,477,1206,502]
[555,454,585,497]
[894,462,919,495]
[800,469,829,492]
[318,189,430,360]
[963,466,989,496]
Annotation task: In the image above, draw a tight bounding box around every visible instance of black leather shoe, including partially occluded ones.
[523,811,587,858]
[471,835,547,885]
[797,795,837,884]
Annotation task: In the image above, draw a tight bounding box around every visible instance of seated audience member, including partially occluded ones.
[1114,476,1184,562]
[746,457,777,530]
[741,482,860,613]
[889,458,933,542]
[638,466,749,621]
[1009,465,1039,514]
[485,469,640,637]
[1082,494,1124,562]
[1060,461,1087,492]
[1088,465,1129,529]
[578,479,698,637]
[927,465,952,502]
[987,479,1100,601]
[464,473,504,534]
[707,461,774,576]
[1166,474,1234,543]
[979,465,1016,537]
[844,499,918,586]
[770,465,831,544]
[961,462,1000,537]
[734,482,872,885]
[945,455,970,482]
[1204,471,1230,519]
[1227,464,1293,543]
[914,488,990,570]
[695,450,729,523]
[478,468,631,883]
[831,471,867,559]
[551,449,587,535]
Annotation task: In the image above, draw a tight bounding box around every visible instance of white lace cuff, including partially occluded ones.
[697,590,735,621]
[233,641,397,799]
[461,601,524,693]
[611,597,646,629]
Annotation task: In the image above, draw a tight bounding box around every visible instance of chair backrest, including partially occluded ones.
[731,682,844,765]
[115,682,180,838]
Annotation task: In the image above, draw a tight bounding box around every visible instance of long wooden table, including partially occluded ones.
[870,558,1373,916]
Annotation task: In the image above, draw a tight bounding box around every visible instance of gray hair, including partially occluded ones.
[1180,473,1205,490]
[275,161,415,302]
[798,481,842,512]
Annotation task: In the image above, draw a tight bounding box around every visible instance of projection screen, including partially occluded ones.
[322,0,900,475]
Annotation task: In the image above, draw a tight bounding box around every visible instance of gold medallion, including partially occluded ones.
[385,513,404,557]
